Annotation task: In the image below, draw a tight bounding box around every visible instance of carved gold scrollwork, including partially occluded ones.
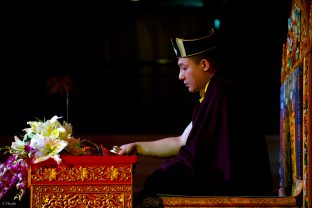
[68,186,84,192]
[34,185,132,193]
[39,193,126,208]
[32,191,40,207]
[31,165,132,182]
[31,185,133,207]
[50,186,64,192]
[86,186,101,192]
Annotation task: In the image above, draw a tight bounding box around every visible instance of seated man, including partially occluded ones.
[118,26,273,207]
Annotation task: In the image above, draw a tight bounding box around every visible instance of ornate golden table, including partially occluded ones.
[28,155,137,208]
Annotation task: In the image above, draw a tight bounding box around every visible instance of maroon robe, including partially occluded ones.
[143,73,273,196]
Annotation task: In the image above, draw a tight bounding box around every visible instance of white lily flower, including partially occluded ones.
[0,115,76,202]
[10,136,26,155]
[30,134,68,164]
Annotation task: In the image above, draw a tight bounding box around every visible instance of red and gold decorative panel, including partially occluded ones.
[161,196,298,207]
[29,156,137,208]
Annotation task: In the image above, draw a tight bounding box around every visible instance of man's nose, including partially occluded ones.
[179,71,185,80]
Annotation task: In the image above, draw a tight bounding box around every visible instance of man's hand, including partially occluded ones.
[117,143,138,155]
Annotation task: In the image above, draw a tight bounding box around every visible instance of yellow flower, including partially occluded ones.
[24,116,70,140]
[107,166,119,180]
[78,167,89,181]
[44,168,57,181]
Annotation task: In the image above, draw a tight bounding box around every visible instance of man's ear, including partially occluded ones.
[200,59,210,72]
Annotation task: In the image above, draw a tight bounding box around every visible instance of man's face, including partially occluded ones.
[177,57,207,93]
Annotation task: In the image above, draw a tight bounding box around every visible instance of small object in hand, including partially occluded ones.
[110,146,121,154]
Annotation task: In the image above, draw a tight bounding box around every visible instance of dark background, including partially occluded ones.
[1,0,291,138]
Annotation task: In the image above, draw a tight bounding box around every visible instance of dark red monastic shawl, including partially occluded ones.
[143,73,273,196]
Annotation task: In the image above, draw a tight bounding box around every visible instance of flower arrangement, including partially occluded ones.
[0,115,110,201]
